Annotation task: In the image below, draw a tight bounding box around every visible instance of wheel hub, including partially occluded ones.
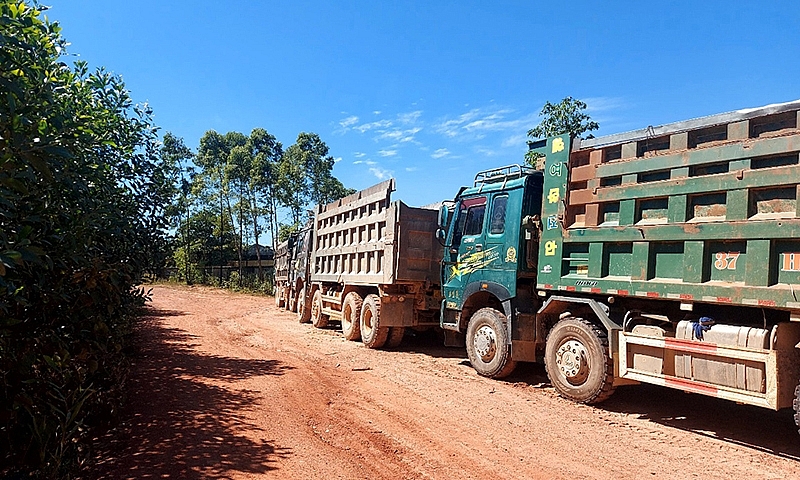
[556,340,589,385]
[474,325,497,362]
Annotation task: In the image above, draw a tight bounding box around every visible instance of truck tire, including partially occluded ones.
[341,292,363,341]
[311,289,329,328]
[386,327,405,348]
[297,291,311,323]
[465,307,517,378]
[544,317,615,404]
[288,290,297,313]
[360,294,389,348]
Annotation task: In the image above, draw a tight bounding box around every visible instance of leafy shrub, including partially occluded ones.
[0,3,172,476]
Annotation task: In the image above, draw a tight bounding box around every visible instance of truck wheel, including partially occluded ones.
[360,294,388,348]
[341,292,363,341]
[311,289,329,328]
[544,317,615,404]
[386,327,405,348]
[466,308,517,378]
[288,290,297,313]
[297,291,311,323]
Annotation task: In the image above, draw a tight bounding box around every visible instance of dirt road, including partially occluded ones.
[93,285,800,479]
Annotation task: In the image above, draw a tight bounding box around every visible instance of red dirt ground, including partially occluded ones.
[92,285,800,479]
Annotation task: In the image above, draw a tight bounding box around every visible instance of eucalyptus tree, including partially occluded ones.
[226,141,252,276]
[278,132,354,228]
[248,128,283,276]
[160,133,195,282]
[196,130,232,282]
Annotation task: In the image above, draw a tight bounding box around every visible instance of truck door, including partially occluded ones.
[442,195,487,310]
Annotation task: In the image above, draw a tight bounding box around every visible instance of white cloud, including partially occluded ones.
[378,127,421,143]
[353,160,364,165]
[405,167,418,172]
[369,167,393,180]
[333,156,343,163]
[354,152,366,158]
[502,134,528,149]
[378,149,398,157]
[373,110,382,115]
[366,160,377,165]
[339,115,359,128]
[431,148,451,159]
[355,119,393,133]
[354,159,377,165]
[434,107,538,140]
[398,110,423,125]
[476,147,498,157]
[583,96,626,113]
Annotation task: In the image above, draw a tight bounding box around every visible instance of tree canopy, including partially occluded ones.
[525,96,599,165]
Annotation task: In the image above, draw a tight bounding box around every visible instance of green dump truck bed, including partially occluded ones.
[534,100,800,311]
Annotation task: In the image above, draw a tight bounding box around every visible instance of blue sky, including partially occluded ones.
[51,1,799,219]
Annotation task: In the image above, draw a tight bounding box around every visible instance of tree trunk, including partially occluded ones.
[249,185,262,280]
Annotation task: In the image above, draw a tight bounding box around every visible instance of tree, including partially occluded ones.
[525,97,599,165]
[248,128,282,277]
[277,132,355,227]
[196,130,232,283]
[160,133,195,283]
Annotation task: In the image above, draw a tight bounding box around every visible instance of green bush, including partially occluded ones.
[0,2,172,476]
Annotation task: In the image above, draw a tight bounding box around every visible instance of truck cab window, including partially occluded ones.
[490,195,508,234]
[453,196,486,243]
[463,205,486,236]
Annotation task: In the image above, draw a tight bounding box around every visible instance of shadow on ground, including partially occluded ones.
[601,382,800,460]
[92,308,293,479]
[495,359,800,460]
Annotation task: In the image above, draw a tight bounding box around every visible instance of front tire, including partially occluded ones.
[275,287,284,308]
[360,294,388,348]
[311,289,329,328]
[297,290,311,323]
[544,317,615,404]
[341,292,363,341]
[288,289,297,312]
[465,308,516,378]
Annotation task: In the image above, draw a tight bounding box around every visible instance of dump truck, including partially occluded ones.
[297,180,443,347]
[273,238,292,308]
[273,222,314,318]
[436,99,800,427]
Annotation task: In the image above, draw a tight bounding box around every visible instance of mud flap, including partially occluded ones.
[380,295,415,327]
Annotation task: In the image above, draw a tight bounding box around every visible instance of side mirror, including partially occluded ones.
[436,228,447,246]
[437,204,450,229]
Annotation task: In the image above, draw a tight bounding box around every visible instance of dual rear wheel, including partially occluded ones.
[360,294,389,348]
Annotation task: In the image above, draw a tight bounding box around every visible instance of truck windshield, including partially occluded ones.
[454,196,487,244]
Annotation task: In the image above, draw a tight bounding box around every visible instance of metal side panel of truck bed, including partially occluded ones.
[310,179,441,286]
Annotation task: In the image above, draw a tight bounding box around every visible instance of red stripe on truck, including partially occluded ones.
[665,376,719,396]
[664,337,718,355]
